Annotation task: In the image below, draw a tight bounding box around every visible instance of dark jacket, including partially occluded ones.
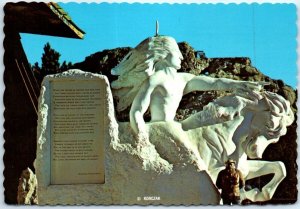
[216,168,245,199]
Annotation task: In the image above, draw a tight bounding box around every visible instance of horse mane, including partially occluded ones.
[261,91,294,138]
[200,90,294,140]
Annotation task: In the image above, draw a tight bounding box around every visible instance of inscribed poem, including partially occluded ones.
[50,79,105,184]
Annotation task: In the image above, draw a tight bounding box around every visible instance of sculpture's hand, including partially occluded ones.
[233,81,269,101]
[237,81,261,91]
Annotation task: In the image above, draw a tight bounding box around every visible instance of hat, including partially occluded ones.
[225,159,236,165]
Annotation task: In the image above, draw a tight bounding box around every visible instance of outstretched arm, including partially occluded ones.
[183,75,263,100]
[129,79,155,137]
[184,75,262,93]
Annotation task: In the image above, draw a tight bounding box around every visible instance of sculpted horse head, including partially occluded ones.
[241,91,294,159]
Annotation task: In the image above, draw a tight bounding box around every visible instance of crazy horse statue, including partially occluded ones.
[110,34,294,203]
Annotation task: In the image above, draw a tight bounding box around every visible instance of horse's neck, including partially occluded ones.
[229,111,254,164]
[232,111,254,144]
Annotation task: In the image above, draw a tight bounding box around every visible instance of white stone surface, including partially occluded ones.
[36,35,294,205]
[35,69,220,205]
[111,35,264,139]
[111,35,294,203]
[147,92,293,202]
[115,91,294,203]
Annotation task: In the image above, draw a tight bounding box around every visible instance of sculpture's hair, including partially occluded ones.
[111,36,182,111]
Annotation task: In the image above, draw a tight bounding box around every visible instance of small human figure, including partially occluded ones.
[216,159,245,205]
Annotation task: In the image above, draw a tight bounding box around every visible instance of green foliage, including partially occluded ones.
[41,42,61,75]
[32,42,73,81]
[60,61,73,72]
[31,62,43,84]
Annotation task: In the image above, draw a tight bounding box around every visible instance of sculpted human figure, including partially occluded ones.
[111,34,294,203]
[111,36,294,201]
[111,35,262,141]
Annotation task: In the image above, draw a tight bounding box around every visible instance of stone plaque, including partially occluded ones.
[50,79,105,184]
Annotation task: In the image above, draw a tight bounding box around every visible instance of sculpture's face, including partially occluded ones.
[245,135,279,159]
[165,50,183,70]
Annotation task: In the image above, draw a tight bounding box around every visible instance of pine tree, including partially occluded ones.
[32,62,41,72]
[32,42,73,81]
[32,62,43,84]
[41,42,61,76]
[60,61,73,72]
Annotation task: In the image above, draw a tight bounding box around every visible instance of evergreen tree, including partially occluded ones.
[41,42,61,76]
[32,62,41,72]
[60,61,73,72]
[32,42,73,83]
[32,62,43,84]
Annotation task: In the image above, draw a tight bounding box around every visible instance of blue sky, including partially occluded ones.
[20,3,297,88]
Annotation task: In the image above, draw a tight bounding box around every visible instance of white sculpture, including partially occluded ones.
[111,35,294,203]
[111,35,262,140]
[182,91,294,202]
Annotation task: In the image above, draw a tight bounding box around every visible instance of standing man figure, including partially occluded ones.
[216,159,245,205]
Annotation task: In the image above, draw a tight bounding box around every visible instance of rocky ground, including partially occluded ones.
[73,42,297,204]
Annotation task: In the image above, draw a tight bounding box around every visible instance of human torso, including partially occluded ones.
[218,169,242,198]
[149,70,189,122]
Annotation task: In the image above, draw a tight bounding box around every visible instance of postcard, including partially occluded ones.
[2,0,298,206]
